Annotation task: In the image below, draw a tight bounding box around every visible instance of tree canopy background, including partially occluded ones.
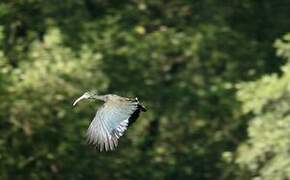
[0,0,290,179]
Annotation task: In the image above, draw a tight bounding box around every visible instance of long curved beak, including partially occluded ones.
[73,94,88,106]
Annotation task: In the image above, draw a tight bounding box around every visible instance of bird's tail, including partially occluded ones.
[138,104,147,112]
[133,97,147,112]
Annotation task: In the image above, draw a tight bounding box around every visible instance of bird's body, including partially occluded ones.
[73,92,146,151]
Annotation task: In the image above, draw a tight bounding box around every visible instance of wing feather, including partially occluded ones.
[87,99,139,151]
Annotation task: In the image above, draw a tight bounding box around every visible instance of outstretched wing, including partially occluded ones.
[86,98,140,151]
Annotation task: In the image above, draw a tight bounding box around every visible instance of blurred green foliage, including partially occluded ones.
[0,0,290,179]
[236,34,290,180]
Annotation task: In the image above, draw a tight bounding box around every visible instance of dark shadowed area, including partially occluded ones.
[1,1,290,179]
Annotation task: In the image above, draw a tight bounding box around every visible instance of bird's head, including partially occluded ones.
[73,90,98,106]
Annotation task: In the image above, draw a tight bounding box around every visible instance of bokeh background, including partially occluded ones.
[1,1,290,179]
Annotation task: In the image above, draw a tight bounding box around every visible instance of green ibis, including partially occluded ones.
[73,91,146,151]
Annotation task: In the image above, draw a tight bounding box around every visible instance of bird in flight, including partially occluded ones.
[73,91,146,151]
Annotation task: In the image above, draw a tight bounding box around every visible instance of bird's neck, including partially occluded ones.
[92,95,107,101]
